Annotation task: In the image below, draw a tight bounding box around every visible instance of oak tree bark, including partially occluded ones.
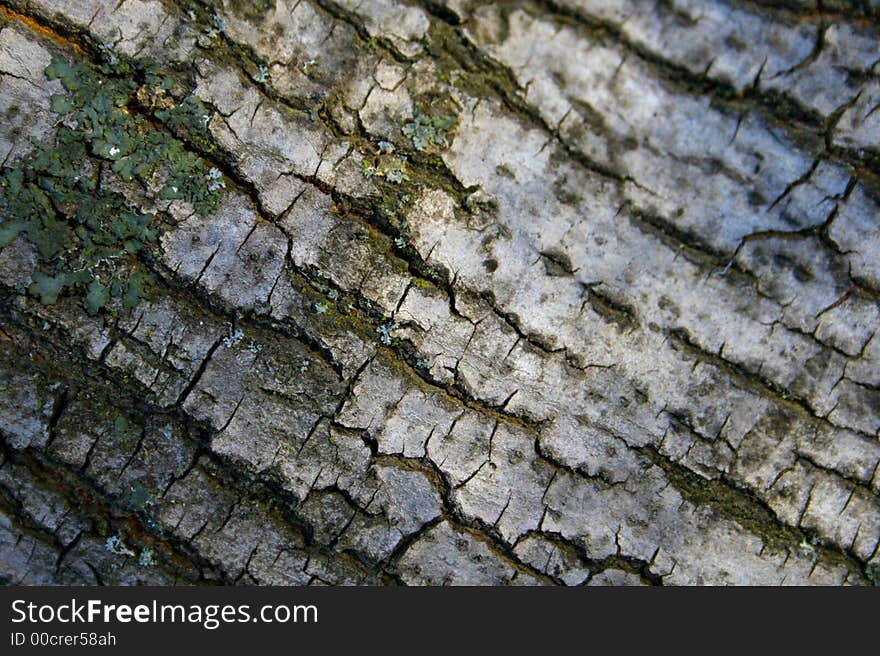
[1,0,879,585]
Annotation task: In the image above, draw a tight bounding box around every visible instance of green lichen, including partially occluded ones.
[402,109,457,151]
[0,56,224,314]
[154,93,217,154]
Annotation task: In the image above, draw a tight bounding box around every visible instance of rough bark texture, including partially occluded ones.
[0,0,879,586]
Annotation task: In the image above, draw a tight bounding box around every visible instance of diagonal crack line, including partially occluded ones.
[515,0,880,178]
[639,443,870,578]
[0,315,384,583]
[666,325,877,442]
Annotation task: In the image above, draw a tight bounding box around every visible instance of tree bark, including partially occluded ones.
[0,0,878,585]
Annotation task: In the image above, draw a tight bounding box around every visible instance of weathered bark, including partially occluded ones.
[0,0,878,585]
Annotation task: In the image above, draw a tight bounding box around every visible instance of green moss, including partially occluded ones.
[224,0,276,22]
[0,56,224,314]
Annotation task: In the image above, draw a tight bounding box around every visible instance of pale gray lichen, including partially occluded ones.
[222,322,245,347]
[377,322,398,345]
[105,535,135,557]
[361,160,378,179]
[138,547,157,567]
[205,167,226,193]
[302,58,321,79]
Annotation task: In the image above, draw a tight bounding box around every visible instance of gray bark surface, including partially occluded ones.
[0,0,879,585]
